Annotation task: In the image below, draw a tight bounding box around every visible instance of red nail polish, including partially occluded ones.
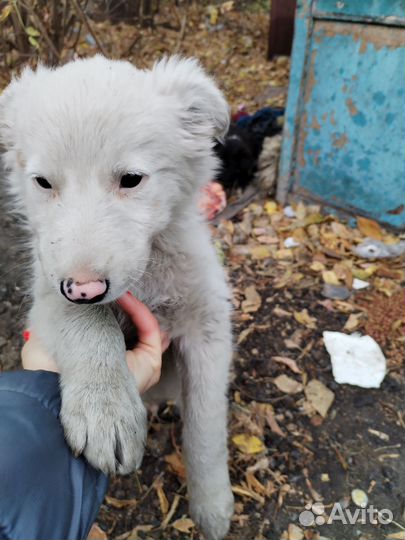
[23,330,31,342]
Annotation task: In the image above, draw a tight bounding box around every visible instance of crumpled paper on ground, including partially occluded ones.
[323,331,386,388]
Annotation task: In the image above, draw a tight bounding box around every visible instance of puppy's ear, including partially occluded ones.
[0,66,35,150]
[151,56,230,141]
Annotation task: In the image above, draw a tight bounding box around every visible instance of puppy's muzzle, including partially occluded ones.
[60,278,109,304]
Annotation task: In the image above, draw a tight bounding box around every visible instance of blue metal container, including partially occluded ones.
[277,0,405,229]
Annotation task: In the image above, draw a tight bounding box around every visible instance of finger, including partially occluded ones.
[126,350,161,394]
[117,292,161,352]
[161,331,170,353]
[21,332,59,373]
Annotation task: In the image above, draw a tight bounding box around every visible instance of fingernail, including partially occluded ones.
[127,291,133,297]
[23,330,31,342]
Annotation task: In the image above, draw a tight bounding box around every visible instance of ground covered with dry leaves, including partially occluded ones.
[94,202,405,540]
[0,3,404,540]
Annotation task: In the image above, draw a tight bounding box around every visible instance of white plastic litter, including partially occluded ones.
[352,278,369,290]
[284,237,300,248]
[283,205,296,218]
[323,331,386,388]
[353,238,405,259]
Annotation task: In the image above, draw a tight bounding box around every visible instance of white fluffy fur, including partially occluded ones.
[0,55,234,540]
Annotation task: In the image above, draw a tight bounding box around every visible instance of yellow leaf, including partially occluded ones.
[275,248,294,260]
[28,35,39,48]
[26,25,40,37]
[251,245,271,260]
[322,270,340,285]
[155,479,169,516]
[294,309,317,329]
[105,496,137,509]
[172,517,194,534]
[357,216,383,240]
[352,264,379,280]
[0,5,12,23]
[232,434,265,454]
[208,6,219,25]
[303,212,324,227]
[264,200,278,215]
[310,261,325,272]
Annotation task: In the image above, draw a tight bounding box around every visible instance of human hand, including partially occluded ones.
[21,292,169,395]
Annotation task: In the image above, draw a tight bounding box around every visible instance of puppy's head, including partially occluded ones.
[0,55,229,303]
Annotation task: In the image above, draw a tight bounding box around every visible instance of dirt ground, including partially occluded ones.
[1,3,405,540]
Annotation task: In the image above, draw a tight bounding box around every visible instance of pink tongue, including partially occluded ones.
[65,280,107,301]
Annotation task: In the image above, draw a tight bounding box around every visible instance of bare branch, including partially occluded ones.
[71,0,107,56]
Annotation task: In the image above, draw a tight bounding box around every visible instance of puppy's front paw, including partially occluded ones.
[190,484,234,540]
[61,379,147,475]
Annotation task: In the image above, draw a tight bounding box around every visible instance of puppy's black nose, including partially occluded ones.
[60,278,109,304]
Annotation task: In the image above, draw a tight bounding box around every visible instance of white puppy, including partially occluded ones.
[0,55,234,540]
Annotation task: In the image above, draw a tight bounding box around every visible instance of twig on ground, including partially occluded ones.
[173,9,188,54]
[71,0,107,56]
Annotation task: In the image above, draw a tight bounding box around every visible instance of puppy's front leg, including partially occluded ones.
[177,302,234,540]
[30,293,147,475]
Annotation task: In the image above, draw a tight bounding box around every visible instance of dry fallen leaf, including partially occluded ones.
[264,200,278,215]
[351,488,368,508]
[304,379,335,418]
[237,325,255,344]
[232,434,265,454]
[241,285,262,313]
[105,496,137,509]
[272,356,302,374]
[273,374,304,394]
[246,470,268,496]
[251,245,272,260]
[154,478,169,517]
[287,523,304,540]
[164,452,187,480]
[344,312,363,332]
[322,270,341,286]
[368,428,389,441]
[294,309,317,329]
[172,517,195,534]
[265,407,286,437]
[353,264,379,279]
[386,532,405,540]
[357,216,383,240]
[122,525,154,540]
[88,523,107,540]
[310,261,325,272]
[232,484,265,504]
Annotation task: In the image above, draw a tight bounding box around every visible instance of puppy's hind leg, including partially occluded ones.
[176,297,234,540]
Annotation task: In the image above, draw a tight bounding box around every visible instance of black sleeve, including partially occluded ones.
[0,370,109,540]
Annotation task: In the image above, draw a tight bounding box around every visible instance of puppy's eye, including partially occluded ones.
[120,173,143,189]
[34,176,52,189]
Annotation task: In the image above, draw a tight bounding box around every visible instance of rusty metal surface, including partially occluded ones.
[277,0,405,229]
[314,0,405,25]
